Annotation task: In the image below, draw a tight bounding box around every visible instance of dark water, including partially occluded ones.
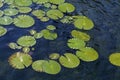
[0,0,120,80]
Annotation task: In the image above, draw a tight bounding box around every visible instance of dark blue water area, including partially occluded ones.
[0,0,120,80]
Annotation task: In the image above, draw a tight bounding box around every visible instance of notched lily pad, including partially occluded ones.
[4,8,18,16]
[59,53,80,68]
[8,52,32,69]
[0,16,13,25]
[14,15,35,28]
[76,47,99,62]
[17,36,36,47]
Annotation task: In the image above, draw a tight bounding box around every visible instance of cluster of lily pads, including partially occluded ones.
[0,0,117,75]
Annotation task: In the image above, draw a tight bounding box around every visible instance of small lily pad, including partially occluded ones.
[0,10,4,17]
[33,32,43,39]
[14,15,35,28]
[8,52,32,69]
[71,30,90,41]
[67,38,86,49]
[0,16,13,25]
[109,53,120,66]
[46,25,56,30]
[4,0,14,4]
[59,53,80,68]
[22,47,30,53]
[73,16,94,30]
[49,0,65,4]
[49,53,60,60]
[15,0,32,6]
[17,36,36,47]
[29,29,37,35]
[4,8,18,16]
[33,0,49,4]
[8,42,18,49]
[17,7,32,13]
[47,10,63,20]
[0,26,7,37]
[32,10,45,18]
[76,47,99,62]
[58,3,75,13]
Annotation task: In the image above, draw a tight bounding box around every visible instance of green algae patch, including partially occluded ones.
[14,15,35,28]
[71,30,90,41]
[4,8,18,16]
[49,0,65,4]
[58,3,75,13]
[17,36,36,47]
[73,16,94,30]
[67,38,86,49]
[8,52,32,69]
[49,53,60,60]
[15,0,32,6]
[59,53,80,68]
[109,53,120,66]
[0,26,7,37]
[0,16,13,25]
[47,10,64,20]
[76,47,99,62]
[33,0,49,4]
[32,60,61,74]
[17,7,32,13]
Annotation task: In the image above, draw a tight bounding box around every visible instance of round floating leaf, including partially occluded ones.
[14,15,35,28]
[76,47,99,62]
[8,52,32,69]
[51,5,57,9]
[4,0,14,4]
[49,0,65,4]
[33,0,49,4]
[0,16,13,25]
[17,36,36,47]
[58,3,75,13]
[4,8,18,16]
[0,26,7,37]
[22,47,30,53]
[15,0,32,6]
[32,60,47,72]
[67,38,86,49]
[40,17,50,22]
[49,53,60,60]
[18,7,32,13]
[109,53,120,66]
[29,29,37,35]
[41,29,57,40]
[0,1,3,8]
[73,16,94,30]
[47,10,63,20]
[8,42,18,49]
[0,10,4,17]
[32,10,45,18]
[43,3,51,8]
[59,53,80,68]
[33,32,43,39]
[71,30,90,41]
[46,25,56,30]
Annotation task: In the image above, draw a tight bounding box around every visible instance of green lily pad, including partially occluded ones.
[73,16,94,30]
[8,42,18,49]
[58,3,75,13]
[17,7,32,13]
[109,53,120,66]
[40,17,50,22]
[76,47,99,62]
[49,0,65,4]
[46,25,56,30]
[32,10,45,18]
[0,16,13,25]
[22,47,30,53]
[49,53,60,60]
[0,1,3,8]
[4,8,18,16]
[33,0,49,4]
[8,52,32,69]
[71,30,90,41]
[29,29,37,35]
[15,0,32,6]
[67,38,86,49]
[0,10,4,17]
[14,15,35,28]
[0,26,7,37]
[4,0,14,4]
[17,36,36,47]
[32,60,61,74]
[33,32,43,39]
[47,10,64,20]
[59,53,80,68]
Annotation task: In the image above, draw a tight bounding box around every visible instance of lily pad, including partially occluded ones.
[22,47,30,53]
[0,1,3,8]
[0,16,13,25]
[47,10,63,20]
[32,10,45,18]
[33,32,43,39]
[4,8,18,16]
[15,0,32,6]
[46,25,56,30]
[71,30,90,41]
[17,7,32,13]
[4,0,14,4]
[76,47,99,62]
[0,26,7,37]
[14,15,35,28]
[49,0,65,4]
[17,36,36,47]
[59,53,80,68]
[49,53,60,60]
[0,10,4,17]
[58,3,75,13]
[109,53,120,66]
[67,38,86,49]
[73,16,94,30]
[8,52,32,69]
[33,0,49,4]
[8,42,18,49]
